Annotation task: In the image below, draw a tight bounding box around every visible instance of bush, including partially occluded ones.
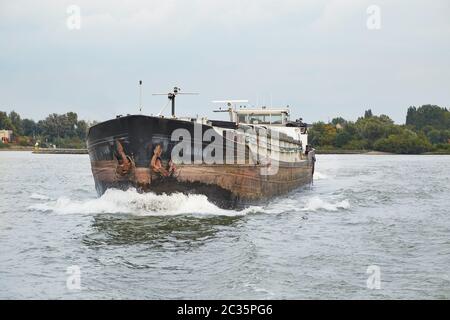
[343,139,369,150]
[427,129,445,144]
[317,145,335,151]
[334,131,352,148]
[309,122,337,146]
[433,143,450,153]
[53,137,86,149]
[373,130,432,154]
[16,136,33,146]
[0,141,9,149]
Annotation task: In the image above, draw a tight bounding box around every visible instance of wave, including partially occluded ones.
[27,188,260,217]
[301,196,350,212]
[27,189,349,217]
[313,171,328,180]
[30,193,51,201]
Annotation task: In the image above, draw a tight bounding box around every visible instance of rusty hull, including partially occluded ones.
[87,115,312,208]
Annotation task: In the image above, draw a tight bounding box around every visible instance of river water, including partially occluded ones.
[0,151,449,299]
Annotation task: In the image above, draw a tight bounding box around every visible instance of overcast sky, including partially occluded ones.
[1,0,449,124]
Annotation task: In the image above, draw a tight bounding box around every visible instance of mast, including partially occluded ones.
[153,87,198,117]
[139,80,143,112]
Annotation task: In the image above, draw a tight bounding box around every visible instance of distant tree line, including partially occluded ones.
[2,105,449,153]
[0,111,96,149]
[309,105,450,154]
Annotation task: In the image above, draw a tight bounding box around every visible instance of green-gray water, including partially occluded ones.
[0,152,449,299]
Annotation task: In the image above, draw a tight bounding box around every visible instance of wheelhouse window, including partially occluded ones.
[270,114,282,124]
[236,112,288,125]
[248,114,270,124]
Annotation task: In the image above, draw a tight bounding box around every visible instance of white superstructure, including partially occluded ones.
[227,107,308,148]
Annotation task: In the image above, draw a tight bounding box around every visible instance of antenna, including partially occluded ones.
[212,100,249,103]
[152,87,198,117]
[212,100,248,112]
[139,80,143,112]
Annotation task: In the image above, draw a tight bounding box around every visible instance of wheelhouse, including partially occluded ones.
[229,108,290,126]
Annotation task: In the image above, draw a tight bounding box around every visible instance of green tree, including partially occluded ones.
[354,113,397,147]
[309,122,337,147]
[374,129,432,154]
[22,119,37,137]
[0,111,14,130]
[331,117,347,126]
[406,105,449,130]
[75,120,88,140]
[334,130,352,148]
[427,129,443,144]
[343,139,369,150]
[8,111,23,136]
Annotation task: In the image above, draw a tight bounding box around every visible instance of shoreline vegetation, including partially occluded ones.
[315,149,449,155]
[1,105,449,155]
[2,147,447,155]
[0,146,88,154]
[0,111,94,150]
[309,105,450,155]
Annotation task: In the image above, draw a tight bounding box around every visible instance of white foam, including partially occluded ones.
[313,171,328,180]
[27,188,259,217]
[30,193,51,201]
[301,196,350,212]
